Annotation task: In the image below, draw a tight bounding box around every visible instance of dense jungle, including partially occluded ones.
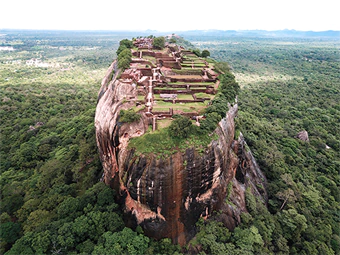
[0,30,339,254]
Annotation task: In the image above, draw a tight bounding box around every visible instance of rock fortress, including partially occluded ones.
[95,36,267,245]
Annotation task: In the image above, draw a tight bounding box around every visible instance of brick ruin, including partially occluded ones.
[118,37,219,129]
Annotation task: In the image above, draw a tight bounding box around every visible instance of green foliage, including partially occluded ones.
[214,61,230,73]
[119,109,141,123]
[277,208,307,242]
[128,124,217,158]
[119,39,133,49]
[0,31,121,253]
[0,222,21,244]
[92,228,150,255]
[118,57,131,70]
[116,39,133,70]
[169,38,177,43]
[190,220,236,255]
[201,49,210,58]
[152,36,165,49]
[232,226,264,252]
[190,218,270,254]
[168,115,192,138]
[117,47,132,70]
[218,71,240,102]
[199,66,240,133]
[116,45,128,56]
[116,39,133,55]
[192,48,201,57]
[200,112,221,132]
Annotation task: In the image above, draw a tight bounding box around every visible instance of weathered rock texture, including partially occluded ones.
[95,63,267,245]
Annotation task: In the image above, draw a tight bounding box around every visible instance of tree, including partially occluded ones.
[192,49,201,57]
[116,39,133,59]
[0,222,21,245]
[119,39,133,49]
[278,208,307,241]
[169,38,177,43]
[116,45,127,56]
[92,228,150,255]
[23,209,53,233]
[119,109,141,123]
[153,37,165,49]
[232,226,264,252]
[200,112,221,132]
[57,197,80,219]
[117,48,132,61]
[276,188,297,210]
[118,57,131,70]
[168,116,192,138]
[201,50,210,58]
[117,48,132,70]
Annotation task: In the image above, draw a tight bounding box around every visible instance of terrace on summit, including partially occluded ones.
[118,37,219,129]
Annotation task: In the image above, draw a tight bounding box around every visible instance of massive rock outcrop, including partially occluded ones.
[95,61,267,245]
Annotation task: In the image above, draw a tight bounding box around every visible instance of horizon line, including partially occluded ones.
[1,28,340,33]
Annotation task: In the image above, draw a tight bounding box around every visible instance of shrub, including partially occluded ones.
[119,109,141,123]
[119,39,133,49]
[153,37,165,49]
[118,57,131,70]
[168,116,192,138]
[201,50,210,58]
[192,49,201,57]
[117,48,132,70]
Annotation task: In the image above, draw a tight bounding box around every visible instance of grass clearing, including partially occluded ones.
[172,102,207,113]
[157,118,172,129]
[234,72,299,88]
[195,92,214,99]
[176,94,194,100]
[152,101,207,113]
[128,124,218,158]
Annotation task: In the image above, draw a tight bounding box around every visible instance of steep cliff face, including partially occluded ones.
[95,63,267,245]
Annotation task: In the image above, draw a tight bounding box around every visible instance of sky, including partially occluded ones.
[1,0,339,32]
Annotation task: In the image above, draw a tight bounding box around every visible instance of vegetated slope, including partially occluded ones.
[188,36,340,254]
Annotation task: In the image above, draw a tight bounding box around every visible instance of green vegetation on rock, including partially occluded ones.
[116,39,133,70]
[168,115,193,138]
[152,36,165,49]
[119,109,141,123]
